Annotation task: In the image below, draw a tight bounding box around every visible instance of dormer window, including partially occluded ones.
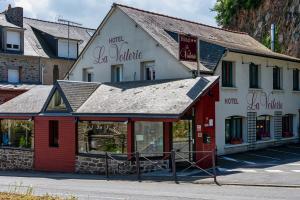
[57,39,78,59]
[6,31,21,51]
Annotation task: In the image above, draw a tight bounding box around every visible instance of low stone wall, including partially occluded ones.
[76,154,169,175]
[0,148,34,170]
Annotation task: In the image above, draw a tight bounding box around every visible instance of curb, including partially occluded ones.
[193,181,300,188]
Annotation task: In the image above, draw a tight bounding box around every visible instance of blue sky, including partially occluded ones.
[0,0,218,29]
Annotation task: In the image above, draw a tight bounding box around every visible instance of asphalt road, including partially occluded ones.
[0,171,299,200]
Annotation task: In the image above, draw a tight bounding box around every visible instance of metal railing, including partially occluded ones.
[102,150,217,183]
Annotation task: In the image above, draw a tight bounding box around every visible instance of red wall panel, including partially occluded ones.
[34,117,76,172]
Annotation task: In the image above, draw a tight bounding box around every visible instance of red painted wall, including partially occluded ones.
[0,89,27,105]
[194,82,219,168]
[34,117,76,172]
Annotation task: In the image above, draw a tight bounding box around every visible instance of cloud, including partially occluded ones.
[0,0,217,29]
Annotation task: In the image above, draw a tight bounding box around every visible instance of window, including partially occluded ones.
[0,119,33,148]
[49,120,59,147]
[46,90,67,112]
[134,122,163,156]
[6,31,21,51]
[273,67,282,90]
[8,68,20,83]
[225,116,243,145]
[57,39,78,59]
[53,65,59,83]
[83,68,93,82]
[77,121,127,154]
[293,69,299,91]
[282,114,293,138]
[249,63,259,88]
[111,65,123,82]
[256,115,271,140]
[222,61,233,87]
[141,61,155,80]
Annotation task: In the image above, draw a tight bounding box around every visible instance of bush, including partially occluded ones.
[212,0,262,26]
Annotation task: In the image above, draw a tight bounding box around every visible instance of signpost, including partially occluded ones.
[179,34,200,76]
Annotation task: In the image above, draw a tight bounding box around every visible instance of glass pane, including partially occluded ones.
[78,121,127,154]
[225,117,243,144]
[46,90,67,112]
[0,119,33,148]
[172,120,192,152]
[134,122,163,156]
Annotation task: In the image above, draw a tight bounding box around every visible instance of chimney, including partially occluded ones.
[5,4,23,28]
[271,24,275,52]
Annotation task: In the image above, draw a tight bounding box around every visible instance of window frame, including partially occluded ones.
[256,115,271,141]
[282,114,293,138]
[273,66,282,90]
[141,61,156,81]
[293,69,299,91]
[49,120,59,147]
[6,30,21,51]
[225,116,243,145]
[111,64,123,82]
[7,68,20,83]
[249,63,259,88]
[222,61,234,87]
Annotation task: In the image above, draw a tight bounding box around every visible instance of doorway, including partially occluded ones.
[172,120,194,163]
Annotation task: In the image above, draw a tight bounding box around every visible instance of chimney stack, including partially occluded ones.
[5,4,23,28]
[271,24,275,52]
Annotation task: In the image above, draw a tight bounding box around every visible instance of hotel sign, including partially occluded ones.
[247,91,283,110]
[179,34,197,62]
[93,36,142,65]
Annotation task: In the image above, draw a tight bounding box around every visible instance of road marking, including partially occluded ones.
[265,169,284,173]
[219,156,239,162]
[239,169,257,173]
[288,163,300,166]
[220,156,256,165]
[266,148,300,156]
[217,167,231,172]
[291,170,300,173]
[247,153,281,161]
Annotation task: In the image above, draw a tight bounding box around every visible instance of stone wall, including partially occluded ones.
[0,148,33,170]
[76,154,169,175]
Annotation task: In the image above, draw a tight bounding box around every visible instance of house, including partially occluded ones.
[67,4,300,155]
[0,5,94,104]
[0,3,299,173]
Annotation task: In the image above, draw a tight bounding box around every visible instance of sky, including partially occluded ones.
[0,0,218,29]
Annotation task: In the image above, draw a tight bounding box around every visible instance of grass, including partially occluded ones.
[0,182,77,200]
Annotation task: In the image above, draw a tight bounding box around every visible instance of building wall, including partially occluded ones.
[215,52,300,155]
[0,148,33,170]
[41,58,74,85]
[34,117,76,172]
[69,8,192,82]
[0,55,40,83]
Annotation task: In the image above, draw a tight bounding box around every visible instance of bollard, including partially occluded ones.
[136,152,141,181]
[212,149,217,184]
[171,150,177,183]
[105,152,109,179]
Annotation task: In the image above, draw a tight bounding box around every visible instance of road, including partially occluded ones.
[0,171,299,200]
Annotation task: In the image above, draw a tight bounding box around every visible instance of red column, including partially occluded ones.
[127,120,134,159]
[163,122,171,153]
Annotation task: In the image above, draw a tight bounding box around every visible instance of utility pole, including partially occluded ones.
[57,18,82,79]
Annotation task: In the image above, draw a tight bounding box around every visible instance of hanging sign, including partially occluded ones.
[179,34,197,62]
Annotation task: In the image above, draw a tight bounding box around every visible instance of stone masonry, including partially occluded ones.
[76,155,169,175]
[0,148,33,170]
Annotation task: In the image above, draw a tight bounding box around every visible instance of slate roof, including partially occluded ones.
[115,4,300,72]
[0,13,20,28]
[76,76,219,116]
[0,83,38,90]
[0,13,95,58]
[0,85,53,115]
[56,80,100,111]
[0,77,219,117]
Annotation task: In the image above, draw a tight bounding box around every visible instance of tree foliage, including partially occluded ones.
[212,0,262,26]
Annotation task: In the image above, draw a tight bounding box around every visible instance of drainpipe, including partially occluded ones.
[271,24,276,52]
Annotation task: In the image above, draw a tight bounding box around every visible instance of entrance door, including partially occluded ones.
[172,120,194,162]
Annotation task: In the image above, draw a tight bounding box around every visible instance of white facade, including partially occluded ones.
[215,52,300,155]
[67,6,300,155]
[68,8,192,82]
[57,39,78,59]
